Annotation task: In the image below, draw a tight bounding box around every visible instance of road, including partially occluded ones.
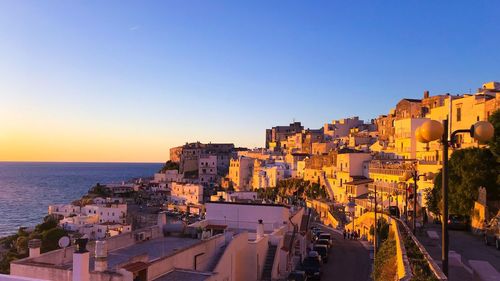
[317,225,372,281]
[417,223,500,280]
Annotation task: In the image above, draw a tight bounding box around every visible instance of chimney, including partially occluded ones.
[256,219,264,239]
[73,239,90,281]
[424,90,430,99]
[94,240,108,272]
[28,239,41,258]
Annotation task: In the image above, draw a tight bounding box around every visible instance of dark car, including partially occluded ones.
[389,206,400,217]
[315,238,331,249]
[318,233,332,243]
[301,256,322,280]
[311,227,321,237]
[448,214,469,230]
[287,270,309,281]
[313,245,329,263]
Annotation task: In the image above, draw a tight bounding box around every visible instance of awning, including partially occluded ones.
[122,261,149,272]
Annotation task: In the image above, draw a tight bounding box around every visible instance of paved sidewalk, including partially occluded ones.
[416,223,500,280]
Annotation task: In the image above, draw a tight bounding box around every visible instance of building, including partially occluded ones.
[179,142,235,178]
[265,122,304,150]
[48,202,129,240]
[11,201,310,281]
[323,117,365,139]
[152,170,181,184]
[210,191,259,203]
[170,182,204,205]
[9,222,223,281]
[228,156,255,191]
[331,149,372,203]
[251,160,289,189]
[189,201,310,280]
[198,154,217,186]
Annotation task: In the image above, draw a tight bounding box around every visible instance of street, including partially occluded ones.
[417,223,500,280]
[317,225,372,281]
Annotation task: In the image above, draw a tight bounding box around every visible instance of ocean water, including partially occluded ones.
[0,162,162,237]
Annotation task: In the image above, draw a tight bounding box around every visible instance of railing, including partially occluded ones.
[396,220,447,281]
[344,212,412,280]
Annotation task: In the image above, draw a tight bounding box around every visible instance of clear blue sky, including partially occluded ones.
[1,1,499,162]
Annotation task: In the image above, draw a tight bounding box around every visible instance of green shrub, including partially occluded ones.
[372,238,397,281]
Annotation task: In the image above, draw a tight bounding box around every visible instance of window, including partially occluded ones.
[456,107,462,122]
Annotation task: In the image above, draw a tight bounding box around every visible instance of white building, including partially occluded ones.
[252,161,289,189]
[48,202,129,239]
[153,170,181,183]
[198,154,217,186]
[170,182,204,205]
[210,191,259,202]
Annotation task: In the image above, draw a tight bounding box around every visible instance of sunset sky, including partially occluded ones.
[1,1,499,162]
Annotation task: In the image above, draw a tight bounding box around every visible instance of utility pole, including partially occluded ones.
[441,119,449,277]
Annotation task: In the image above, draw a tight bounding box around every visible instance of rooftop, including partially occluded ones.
[104,236,200,270]
[154,269,213,281]
[15,235,201,272]
[206,201,289,208]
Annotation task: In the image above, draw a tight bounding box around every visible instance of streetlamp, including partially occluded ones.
[403,167,435,235]
[416,119,494,276]
[347,196,357,238]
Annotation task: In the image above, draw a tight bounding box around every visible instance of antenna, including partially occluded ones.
[58,236,70,261]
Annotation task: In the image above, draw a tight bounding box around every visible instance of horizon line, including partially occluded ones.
[0,160,165,164]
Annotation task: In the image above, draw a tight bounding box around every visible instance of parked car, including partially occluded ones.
[483,214,500,250]
[389,206,400,217]
[318,233,332,244]
[315,238,331,250]
[310,227,321,237]
[307,250,321,261]
[287,270,309,281]
[301,256,322,280]
[311,226,321,233]
[313,245,329,263]
[447,214,469,230]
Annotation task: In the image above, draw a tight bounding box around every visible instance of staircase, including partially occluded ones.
[261,244,277,281]
[321,173,335,200]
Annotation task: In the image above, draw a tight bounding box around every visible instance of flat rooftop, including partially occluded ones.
[154,269,212,281]
[18,236,201,271]
[104,236,200,270]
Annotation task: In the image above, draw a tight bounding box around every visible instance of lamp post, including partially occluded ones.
[373,183,378,254]
[347,196,356,236]
[403,165,435,235]
[416,119,494,276]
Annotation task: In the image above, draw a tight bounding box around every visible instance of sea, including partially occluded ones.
[0,162,162,237]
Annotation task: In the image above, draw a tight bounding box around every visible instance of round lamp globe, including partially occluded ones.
[415,127,429,143]
[473,121,494,143]
[420,120,444,143]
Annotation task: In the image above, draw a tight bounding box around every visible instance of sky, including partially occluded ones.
[0,1,499,162]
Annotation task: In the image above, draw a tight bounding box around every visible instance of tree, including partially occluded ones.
[159,161,179,173]
[15,236,28,255]
[41,228,68,253]
[488,109,500,161]
[429,148,498,216]
[35,216,59,233]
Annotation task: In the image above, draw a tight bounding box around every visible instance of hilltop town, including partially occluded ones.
[2,81,499,281]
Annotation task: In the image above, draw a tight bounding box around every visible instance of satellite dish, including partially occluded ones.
[58,236,70,248]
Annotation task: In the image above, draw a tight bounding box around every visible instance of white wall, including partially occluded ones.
[205,203,289,232]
